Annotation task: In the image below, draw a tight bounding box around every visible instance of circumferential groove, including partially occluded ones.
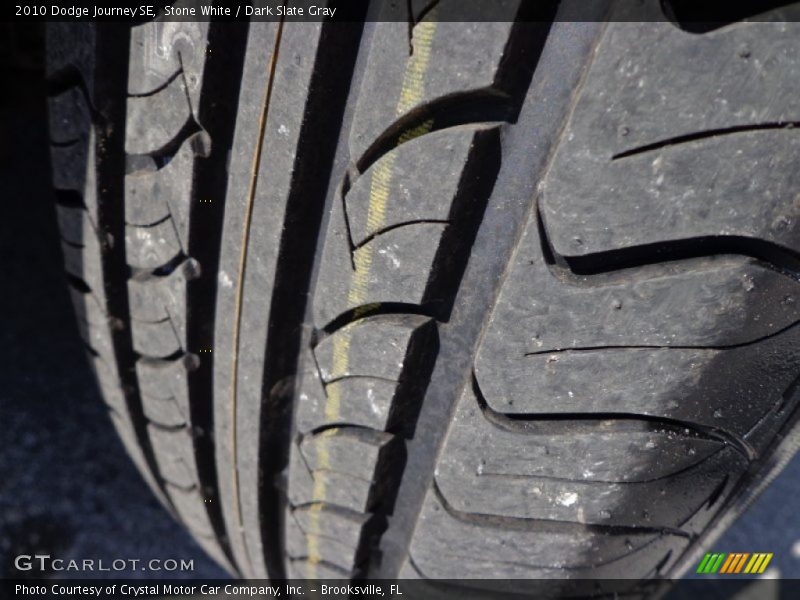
[251,15,372,582]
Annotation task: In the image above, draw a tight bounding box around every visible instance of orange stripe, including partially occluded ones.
[734,553,749,573]
[728,552,742,573]
[720,553,737,574]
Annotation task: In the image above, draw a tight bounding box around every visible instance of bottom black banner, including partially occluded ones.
[2,579,799,600]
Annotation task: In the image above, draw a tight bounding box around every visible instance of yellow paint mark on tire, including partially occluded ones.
[305,19,439,577]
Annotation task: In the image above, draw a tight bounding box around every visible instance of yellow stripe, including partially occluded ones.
[758,553,773,574]
[743,554,759,574]
[749,553,767,574]
[305,18,438,578]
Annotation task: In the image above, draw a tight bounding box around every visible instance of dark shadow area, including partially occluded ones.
[0,26,226,580]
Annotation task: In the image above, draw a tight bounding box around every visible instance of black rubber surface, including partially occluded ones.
[46,0,800,592]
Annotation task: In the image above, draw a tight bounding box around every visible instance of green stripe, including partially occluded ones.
[704,553,720,573]
[710,553,726,574]
[696,553,712,574]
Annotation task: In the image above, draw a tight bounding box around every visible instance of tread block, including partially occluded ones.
[125,74,192,155]
[61,236,103,285]
[48,21,216,564]
[148,423,198,488]
[288,465,373,515]
[45,23,96,93]
[477,253,800,379]
[409,491,688,579]
[66,283,107,327]
[49,86,91,142]
[128,274,179,324]
[344,128,477,245]
[291,504,369,548]
[131,318,183,358]
[313,214,446,326]
[56,202,95,246]
[477,329,800,437]
[443,393,725,483]
[434,386,746,529]
[51,142,90,192]
[108,409,166,502]
[125,219,182,270]
[167,482,215,538]
[410,16,800,584]
[286,516,360,572]
[136,355,194,413]
[284,516,307,559]
[539,20,800,257]
[546,131,800,256]
[297,376,397,434]
[128,261,195,342]
[349,14,518,160]
[74,316,115,359]
[141,393,188,428]
[124,143,195,246]
[91,356,127,415]
[294,367,391,434]
[127,22,209,107]
[299,427,395,481]
[313,314,433,382]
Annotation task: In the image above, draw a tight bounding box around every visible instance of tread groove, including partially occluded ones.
[472,372,756,461]
[537,203,800,282]
[254,18,371,580]
[612,122,800,160]
[432,481,692,540]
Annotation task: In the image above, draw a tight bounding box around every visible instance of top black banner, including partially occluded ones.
[8,0,800,23]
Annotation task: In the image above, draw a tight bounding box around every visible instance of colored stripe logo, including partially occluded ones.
[696,552,773,574]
